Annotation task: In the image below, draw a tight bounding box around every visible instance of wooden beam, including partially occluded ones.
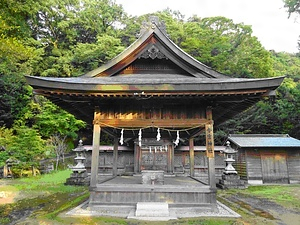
[94,118,209,128]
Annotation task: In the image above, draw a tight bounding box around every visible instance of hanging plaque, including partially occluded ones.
[205,122,215,158]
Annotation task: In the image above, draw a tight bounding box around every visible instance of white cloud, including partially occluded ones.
[116,0,299,53]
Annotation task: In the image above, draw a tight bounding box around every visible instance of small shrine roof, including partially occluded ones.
[228,134,300,148]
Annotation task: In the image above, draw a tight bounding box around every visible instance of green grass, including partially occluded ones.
[242,185,300,208]
[218,184,300,211]
[0,170,89,224]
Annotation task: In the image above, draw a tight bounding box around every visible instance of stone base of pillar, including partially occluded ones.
[65,171,90,186]
[217,173,246,189]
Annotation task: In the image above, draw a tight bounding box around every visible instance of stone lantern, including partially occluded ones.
[65,140,89,185]
[217,141,246,189]
[4,158,14,178]
[223,141,238,174]
[72,140,87,172]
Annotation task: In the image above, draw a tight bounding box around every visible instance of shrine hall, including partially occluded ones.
[26,17,284,218]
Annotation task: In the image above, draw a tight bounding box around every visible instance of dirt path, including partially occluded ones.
[0,180,19,204]
[221,193,300,225]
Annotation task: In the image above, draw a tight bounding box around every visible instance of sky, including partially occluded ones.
[115,0,299,53]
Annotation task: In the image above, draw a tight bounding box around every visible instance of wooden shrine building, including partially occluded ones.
[26,17,284,217]
[228,134,300,185]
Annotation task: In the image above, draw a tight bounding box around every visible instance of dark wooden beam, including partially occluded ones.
[94,118,208,128]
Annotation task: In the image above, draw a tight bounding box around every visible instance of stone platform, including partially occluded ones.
[64,175,240,221]
[65,200,240,220]
[89,175,217,211]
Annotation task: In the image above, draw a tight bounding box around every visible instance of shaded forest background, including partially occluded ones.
[0,0,299,168]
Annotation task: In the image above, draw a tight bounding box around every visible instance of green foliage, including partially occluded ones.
[71,34,125,75]
[8,126,46,163]
[283,0,300,51]
[33,97,86,139]
[0,73,33,128]
[284,0,300,17]
[0,125,47,170]
[0,170,88,224]
[181,16,275,78]
[0,127,13,166]
[0,0,300,165]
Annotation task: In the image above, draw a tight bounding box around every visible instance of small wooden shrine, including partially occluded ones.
[26,16,284,217]
[228,134,300,185]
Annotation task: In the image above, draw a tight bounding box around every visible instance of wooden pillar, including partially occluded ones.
[134,144,139,173]
[206,107,216,188]
[189,138,195,177]
[167,144,174,173]
[138,145,142,173]
[113,137,118,176]
[90,110,101,188]
[171,145,174,173]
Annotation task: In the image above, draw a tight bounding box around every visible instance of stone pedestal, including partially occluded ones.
[141,170,164,185]
[218,174,246,189]
[65,170,90,186]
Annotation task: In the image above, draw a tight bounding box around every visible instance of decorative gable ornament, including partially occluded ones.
[139,45,167,60]
[138,16,168,37]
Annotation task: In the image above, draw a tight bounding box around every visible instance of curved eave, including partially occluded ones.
[81,25,227,78]
[26,75,284,95]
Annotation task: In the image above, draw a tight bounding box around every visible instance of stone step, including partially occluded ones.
[127,202,177,221]
[136,202,169,217]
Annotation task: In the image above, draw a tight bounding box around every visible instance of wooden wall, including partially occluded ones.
[84,148,226,179]
[245,149,263,182]
[233,148,247,180]
[174,151,225,181]
[234,147,300,184]
[287,149,300,183]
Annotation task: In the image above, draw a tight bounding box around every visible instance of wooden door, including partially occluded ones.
[261,151,289,183]
[141,149,168,171]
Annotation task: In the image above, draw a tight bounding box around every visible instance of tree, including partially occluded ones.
[32,96,86,139]
[47,134,68,170]
[284,0,300,17]
[283,0,300,51]
[0,126,46,167]
[181,16,275,78]
[0,15,41,128]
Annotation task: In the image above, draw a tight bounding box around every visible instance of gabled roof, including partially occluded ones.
[82,16,227,79]
[25,17,284,133]
[228,134,300,148]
